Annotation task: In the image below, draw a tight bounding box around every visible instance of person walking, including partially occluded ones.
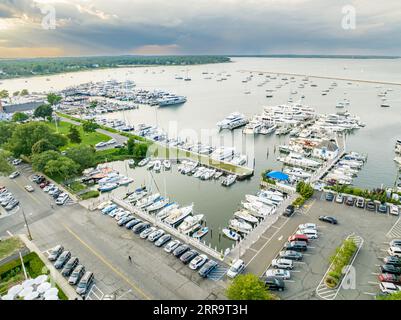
[128,255,132,263]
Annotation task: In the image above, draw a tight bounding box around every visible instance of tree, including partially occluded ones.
[377,291,401,300]
[47,93,62,106]
[133,143,148,159]
[32,150,60,172]
[89,100,98,108]
[0,90,9,99]
[33,104,53,120]
[13,91,20,97]
[65,145,95,170]
[0,122,16,146]
[226,274,276,300]
[126,137,136,154]
[20,89,29,96]
[0,150,13,176]
[44,156,79,180]
[31,139,57,154]
[67,125,82,144]
[12,112,29,122]
[82,119,99,133]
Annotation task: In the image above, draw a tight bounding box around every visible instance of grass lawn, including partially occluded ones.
[0,237,24,261]
[46,120,110,149]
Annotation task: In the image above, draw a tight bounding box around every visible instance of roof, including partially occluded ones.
[266,171,289,181]
[316,140,338,152]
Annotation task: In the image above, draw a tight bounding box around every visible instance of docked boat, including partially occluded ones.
[217,112,248,130]
[158,95,187,107]
[229,219,252,233]
[153,160,162,172]
[128,159,135,167]
[192,227,209,239]
[127,187,148,203]
[118,177,134,186]
[98,183,118,192]
[242,119,262,134]
[233,210,258,224]
[156,203,179,220]
[230,155,247,166]
[213,171,223,179]
[177,214,204,234]
[259,125,276,135]
[146,160,155,170]
[245,194,277,207]
[98,172,120,185]
[222,228,240,241]
[242,201,274,217]
[136,193,160,209]
[221,174,237,186]
[284,167,312,179]
[164,205,193,226]
[210,147,235,162]
[146,197,170,212]
[162,159,171,170]
[394,157,401,165]
[138,157,151,166]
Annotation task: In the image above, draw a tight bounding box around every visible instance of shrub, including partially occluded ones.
[80,190,100,200]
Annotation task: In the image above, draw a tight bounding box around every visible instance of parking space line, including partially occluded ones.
[284,280,295,283]
[248,247,258,253]
[368,281,379,285]
[6,230,13,236]
[371,272,380,276]
[294,261,306,265]
[363,292,377,296]
[291,270,301,273]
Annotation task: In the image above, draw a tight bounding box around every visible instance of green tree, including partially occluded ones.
[44,156,79,180]
[226,274,277,300]
[31,139,57,154]
[33,104,53,120]
[47,93,62,106]
[20,89,29,96]
[0,90,9,99]
[13,91,20,97]
[127,137,136,154]
[82,119,99,133]
[133,143,148,159]
[0,150,13,176]
[32,150,60,172]
[89,100,98,108]
[0,122,16,146]
[12,112,29,122]
[377,291,401,300]
[65,145,95,170]
[67,125,82,144]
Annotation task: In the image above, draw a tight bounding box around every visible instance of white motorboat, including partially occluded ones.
[284,167,312,179]
[98,172,120,185]
[146,160,155,170]
[229,219,252,233]
[164,205,193,226]
[98,183,118,192]
[138,157,150,166]
[233,210,258,224]
[222,174,237,186]
[127,188,148,203]
[217,112,248,130]
[213,171,223,179]
[192,227,209,239]
[222,228,240,241]
[193,167,207,178]
[210,147,235,162]
[242,201,274,217]
[230,155,247,166]
[156,203,179,220]
[177,214,204,234]
[162,159,171,170]
[146,197,170,212]
[245,194,277,207]
[158,95,187,106]
[278,153,321,168]
[243,119,262,134]
[153,160,162,172]
[136,193,160,209]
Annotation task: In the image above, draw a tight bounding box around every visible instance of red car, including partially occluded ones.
[288,234,309,243]
[378,273,401,284]
[39,181,49,188]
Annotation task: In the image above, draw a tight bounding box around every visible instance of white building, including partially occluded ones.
[312,140,339,160]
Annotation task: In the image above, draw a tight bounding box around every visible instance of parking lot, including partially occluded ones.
[243,192,400,300]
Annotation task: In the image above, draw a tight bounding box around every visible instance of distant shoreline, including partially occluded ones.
[230,54,400,60]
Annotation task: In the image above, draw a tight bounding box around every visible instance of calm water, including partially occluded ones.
[3,57,401,249]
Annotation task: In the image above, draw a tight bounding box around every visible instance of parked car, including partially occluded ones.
[5,199,19,211]
[54,250,71,269]
[366,200,376,211]
[164,240,180,253]
[379,282,401,294]
[383,256,401,266]
[189,254,208,270]
[148,229,165,242]
[68,265,86,285]
[76,271,94,296]
[180,249,199,264]
[226,259,245,278]
[388,246,401,258]
[296,228,318,239]
[264,276,285,291]
[133,222,150,234]
[140,226,156,239]
[61,257,79,276]
[55,193,69,205]
[265,269,291,280]
[24,185,34,192]
[390,204,400,216]
[125,218,141,229]
[52,190,62,199]
[9,171,20,179]
[271,258,293,270]
[390,239,401,247]
[279,250,303,261]
[325,192,334,201]
[345,196,355,206]
[319,215,338,224]
[154,234,171,247]
[39,181,50,188]
[381,264,401,275]
[117,215,134,226]
[284,241,308,252]
[283,205,295,217]
[355,197,365,209]
[173,244,190,257]
[378,273,401,284]
[43,184,55,192]
[298,223,317,231]
[48,245,64,261]
[289,234,309,243]
[335,193,344,203]
[378,203,388,214]
[199,260,218,278]
[48,187,59,196]
[12,159,22,165]
[101,204,117,214]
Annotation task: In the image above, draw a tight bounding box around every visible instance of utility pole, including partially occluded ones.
[21,208,32,240]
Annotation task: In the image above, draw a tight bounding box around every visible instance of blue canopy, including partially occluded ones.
[266,171,289,181]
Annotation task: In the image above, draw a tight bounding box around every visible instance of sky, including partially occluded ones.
[0,0,401,58]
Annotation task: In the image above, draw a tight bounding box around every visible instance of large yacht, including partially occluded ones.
[164,205,194,226]
[216,112,248,130]
[158,95,187,107]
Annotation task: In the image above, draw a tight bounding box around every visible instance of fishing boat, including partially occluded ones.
[136,193,160,209]
[233,210,258,224]
[164,205,193,226]
[98,183,118,192]
[146,197,170,212]
[222,228,240,241]
[163,159,171,170]
[192,227,209,239]
[177,214,204,234]
[138,157,150,166]
[229,219,252,233]
[156,203,179,220]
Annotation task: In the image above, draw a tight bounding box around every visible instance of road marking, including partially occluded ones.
[294,261,306,265]
[284,280,295,283]
[307,246,316,249]
[270,225,279,229]
[6,230,13,236]
[363,292,377,296]
[248,247,258,253]
[278,235,283,241]
[291,270,301,273]
[386,216,401,238]
[62,224,151,300]
[368,281,380,285]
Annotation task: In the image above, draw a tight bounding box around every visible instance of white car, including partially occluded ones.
[95,141,107,148]
[226,259,245,278]
[164,240,180,253]
[335,193,344,203]
[107,139,117,145]
[9,171,20,179]
[388,246,401,257]
[390,204,400,216]
[265,269,291,280]
[55,193,69,205]
[271,258,293,270]
[380,282,401,294]
[296,228,319,239]
[189,254,208,270]
[12,159,22,165]
[97,201,112,210]
[24,185,34,192]
[298,223,317,230]
[43,184,55,192]
[140,227,156,239]
[148,229,165,242]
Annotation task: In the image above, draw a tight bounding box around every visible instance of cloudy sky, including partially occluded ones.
[0,0,401,58]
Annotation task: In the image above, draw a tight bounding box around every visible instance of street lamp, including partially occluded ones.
[21,208,32,240]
